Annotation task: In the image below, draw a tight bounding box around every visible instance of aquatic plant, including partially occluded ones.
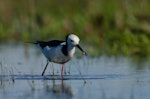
[0,62,15,83]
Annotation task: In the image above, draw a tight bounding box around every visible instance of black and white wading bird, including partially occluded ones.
[29,34,87,76]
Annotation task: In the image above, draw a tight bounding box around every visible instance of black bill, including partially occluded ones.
[76,44,87,56]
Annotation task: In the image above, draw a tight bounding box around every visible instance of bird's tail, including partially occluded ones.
[26,41,38,44]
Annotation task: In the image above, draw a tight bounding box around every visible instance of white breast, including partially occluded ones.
[40,45,75,64]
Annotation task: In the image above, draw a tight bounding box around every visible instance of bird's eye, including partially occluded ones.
[71,40,73,42]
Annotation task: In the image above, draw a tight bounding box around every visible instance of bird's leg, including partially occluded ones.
[51,63,54,75]
[41,60,49,76]
[61,64,64,76]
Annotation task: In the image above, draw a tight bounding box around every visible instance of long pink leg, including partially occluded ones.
[61,64,64,76]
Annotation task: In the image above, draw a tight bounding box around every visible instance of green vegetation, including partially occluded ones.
[0,0,150,59]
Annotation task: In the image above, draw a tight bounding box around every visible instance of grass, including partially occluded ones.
[0,62,15,89]
[1,0,150,59]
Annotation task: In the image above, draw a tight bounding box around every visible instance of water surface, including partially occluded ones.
[0,44,150,99]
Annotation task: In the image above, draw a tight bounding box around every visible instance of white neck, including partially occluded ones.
[67,44,76,57]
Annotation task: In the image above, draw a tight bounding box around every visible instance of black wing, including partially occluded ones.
[35,40,65,48]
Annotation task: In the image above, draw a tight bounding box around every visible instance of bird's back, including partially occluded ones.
[36,40,64,48]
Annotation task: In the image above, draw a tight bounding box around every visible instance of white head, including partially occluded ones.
[66,34,87,55]
[67,34,80,46]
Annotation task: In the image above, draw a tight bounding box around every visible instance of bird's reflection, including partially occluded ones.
[12,79,73,99]
[43,79,73,99]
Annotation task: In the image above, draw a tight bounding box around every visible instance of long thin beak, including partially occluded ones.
[76,44,87,56]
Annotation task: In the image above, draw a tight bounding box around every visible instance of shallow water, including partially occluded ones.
[0,44,150,99]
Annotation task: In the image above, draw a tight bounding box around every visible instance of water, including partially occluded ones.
[0,44,150,99]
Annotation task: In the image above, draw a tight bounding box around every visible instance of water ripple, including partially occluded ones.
[1,72,150,81]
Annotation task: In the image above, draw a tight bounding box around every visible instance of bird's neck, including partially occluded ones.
[62,43,75,57]
[67,44,75,57]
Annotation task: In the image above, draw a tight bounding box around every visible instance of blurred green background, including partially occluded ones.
[0,0,150,59]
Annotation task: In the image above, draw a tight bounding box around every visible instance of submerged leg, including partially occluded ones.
[41,60,49,76]
[61,64,64,76]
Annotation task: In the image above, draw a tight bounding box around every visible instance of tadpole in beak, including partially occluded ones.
[76,44,87,56]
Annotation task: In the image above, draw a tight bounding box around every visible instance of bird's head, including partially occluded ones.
[66,34,87,56]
